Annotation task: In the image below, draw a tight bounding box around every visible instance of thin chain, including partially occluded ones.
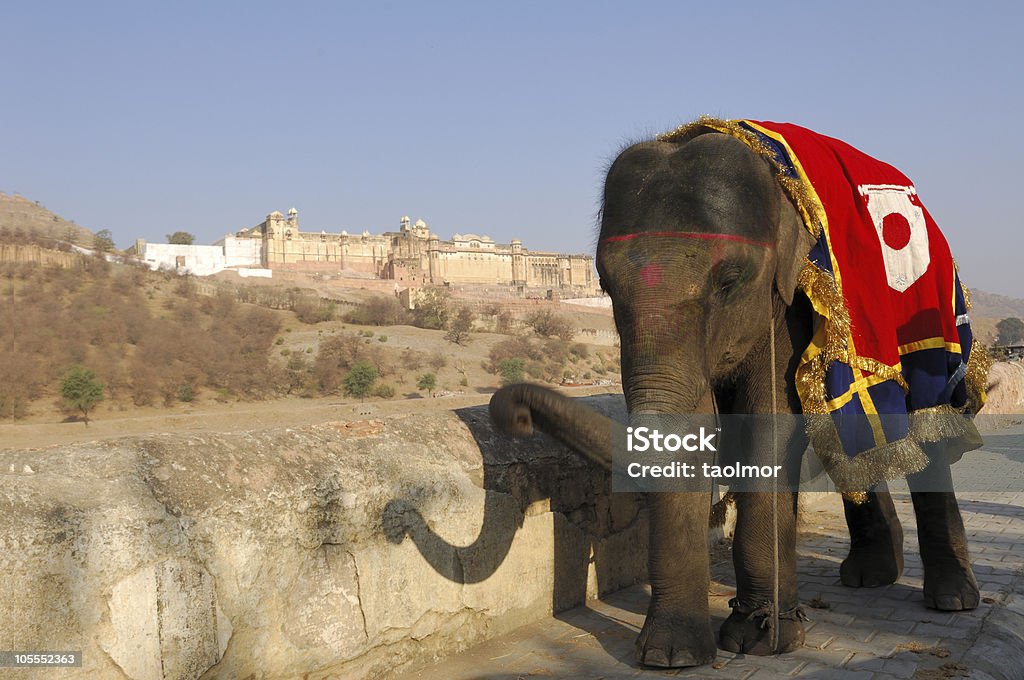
[770,295,780,650]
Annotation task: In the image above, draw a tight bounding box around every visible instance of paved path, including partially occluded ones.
[394,426,1024,680]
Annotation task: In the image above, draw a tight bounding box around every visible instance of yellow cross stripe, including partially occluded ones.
[898,337,962,355]
[825,373,892,411]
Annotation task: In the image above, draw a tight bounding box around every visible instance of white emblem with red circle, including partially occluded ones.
[858,184,930,292]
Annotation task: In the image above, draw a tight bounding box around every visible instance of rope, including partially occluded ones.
[726,295,807,646]
[728,598,807,626]
[769,293,780,650]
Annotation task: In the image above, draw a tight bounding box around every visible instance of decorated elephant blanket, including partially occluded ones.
[660,117,988,493]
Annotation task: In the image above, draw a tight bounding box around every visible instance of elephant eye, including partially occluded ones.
[714,262,748,297]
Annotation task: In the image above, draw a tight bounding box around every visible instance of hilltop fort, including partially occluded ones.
[133,209,597,295]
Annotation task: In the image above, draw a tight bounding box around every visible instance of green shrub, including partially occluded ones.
[60,366,104,425]
[497,359,526,386]
[343,362,378,399]
[417,373,437,394]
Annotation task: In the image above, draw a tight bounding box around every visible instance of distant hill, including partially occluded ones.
[969,289,1024,322]
[957,289,1024,346]
[0,192,95,247]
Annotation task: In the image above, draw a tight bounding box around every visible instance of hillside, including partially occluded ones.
[0,246,621,425]
[0,192,96,246]
[969,289,1024,322]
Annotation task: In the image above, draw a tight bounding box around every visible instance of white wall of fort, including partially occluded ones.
[136,237,266,277]
[216,235,262,268]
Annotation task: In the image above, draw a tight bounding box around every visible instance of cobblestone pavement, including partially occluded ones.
[395,426,1024,680]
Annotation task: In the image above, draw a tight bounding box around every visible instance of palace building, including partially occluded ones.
[251,210,596,292]
[135,209,596,294]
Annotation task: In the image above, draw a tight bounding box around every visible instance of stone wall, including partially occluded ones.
[0,396,648,680]
[0,243,84,268]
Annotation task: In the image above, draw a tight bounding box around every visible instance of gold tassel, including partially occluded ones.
[965,343,990,413]
[956,269,989,412]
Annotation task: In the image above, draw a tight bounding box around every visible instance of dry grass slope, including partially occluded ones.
[0,192,96,247]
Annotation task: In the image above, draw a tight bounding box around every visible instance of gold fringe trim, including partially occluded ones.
[807,414,930,493]
[795,262,853,416]
[910,403,982,447]
[851,358,909,392]
[808,405,985,495]
[958,271,990,413]
[658,116,824,238]
[797,263,850,366]
[965,341,990,413]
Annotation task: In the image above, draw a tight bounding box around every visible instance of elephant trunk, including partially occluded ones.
[624,369,710,416]
[489,383,616,470]
[621,323,713,418]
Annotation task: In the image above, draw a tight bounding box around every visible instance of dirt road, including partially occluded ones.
[0,386,619,451]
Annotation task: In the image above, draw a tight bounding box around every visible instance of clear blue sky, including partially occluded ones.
[2,1,1021,296]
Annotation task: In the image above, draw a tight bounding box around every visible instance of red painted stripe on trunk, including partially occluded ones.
[600,231,773,248]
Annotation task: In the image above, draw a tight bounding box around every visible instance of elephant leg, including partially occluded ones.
[841,482,904,587]
[719,489,804,655]
[907,461,979,611]
[636,491,717,668]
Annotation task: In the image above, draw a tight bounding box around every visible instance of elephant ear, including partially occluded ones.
[773,189,815,306]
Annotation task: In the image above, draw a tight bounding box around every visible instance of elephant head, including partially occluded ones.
[493,130,815,451]
[598,132,811,413]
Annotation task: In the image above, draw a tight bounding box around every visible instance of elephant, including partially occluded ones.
[488,126,982,668]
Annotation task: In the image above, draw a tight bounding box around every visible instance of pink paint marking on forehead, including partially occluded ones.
[639,263,662,287]
[600,231,774,249]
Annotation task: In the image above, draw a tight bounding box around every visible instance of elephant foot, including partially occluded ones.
[635,609,717,668]
[841,490,904,588]
[840,540,903,588]
[923,563,980,611]
[718,600,806,655]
